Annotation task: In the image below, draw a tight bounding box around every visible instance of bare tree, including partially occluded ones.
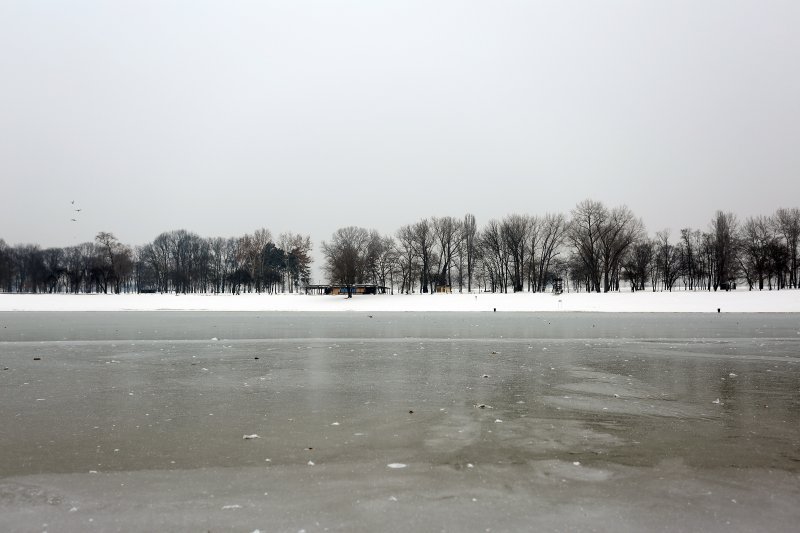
[41,247,65,293]
[207,237,226,293]
[462,213,478,292]
[244,228,271,293]
[480,219,509,292]
[0,239,13,292]
[95,232,133,294]
[501,214,530,292]
[529,213,567,292]
[653,230,681,291]
[598,206,644,292]
[774,207,800,288]
[280,232,312,292]
[238,230,272,293]
[621,240,653,291]
[433,216,462,290]
[396,225,420,293]
[710,211,739,290]
[410,218,436,293]
[567,200,607,292]
[739,216,775,290]
[365,233,397,292]
[679,228,702,290]
[224,237,244,294]
[322,226,372,297]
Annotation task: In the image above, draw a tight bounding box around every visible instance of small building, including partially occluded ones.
[304,284,329,295]
[305,284,389,295]
[435,285,452,293]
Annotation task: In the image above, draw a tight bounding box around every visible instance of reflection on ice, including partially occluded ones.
[0,312,799,531]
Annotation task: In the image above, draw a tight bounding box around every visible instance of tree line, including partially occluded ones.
[323,202,800,294]
[0,229,312,294]
[1,201,798,294]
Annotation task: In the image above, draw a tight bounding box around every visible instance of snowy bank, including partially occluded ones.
[0,290,798,313]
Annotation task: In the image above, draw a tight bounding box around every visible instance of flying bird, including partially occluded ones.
[74,209,82,212]
[70,218,77,222]
[71,200,74,205]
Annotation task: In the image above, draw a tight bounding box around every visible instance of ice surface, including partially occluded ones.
[0,312,799,532]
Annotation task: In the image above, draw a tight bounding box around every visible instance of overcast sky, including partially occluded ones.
[2,1,799,266]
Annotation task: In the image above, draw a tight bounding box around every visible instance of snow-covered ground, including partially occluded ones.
[0,290,798,312]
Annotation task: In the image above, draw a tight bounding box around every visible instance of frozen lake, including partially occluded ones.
[1,312,799,532]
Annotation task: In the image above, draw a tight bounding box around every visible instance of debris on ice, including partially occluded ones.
[387,463,407,469]
[243,434,261,440]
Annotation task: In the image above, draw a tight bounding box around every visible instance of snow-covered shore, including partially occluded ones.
[0,290,798,313]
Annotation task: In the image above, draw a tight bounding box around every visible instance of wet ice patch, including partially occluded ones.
[532,460,613,482]
[424,413,481,450]
[0,482,63,506]
[485,418,624,454]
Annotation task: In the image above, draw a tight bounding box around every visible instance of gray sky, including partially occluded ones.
[2,1,799,271]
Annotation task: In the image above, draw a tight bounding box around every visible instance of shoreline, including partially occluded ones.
[1,290,798,313]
